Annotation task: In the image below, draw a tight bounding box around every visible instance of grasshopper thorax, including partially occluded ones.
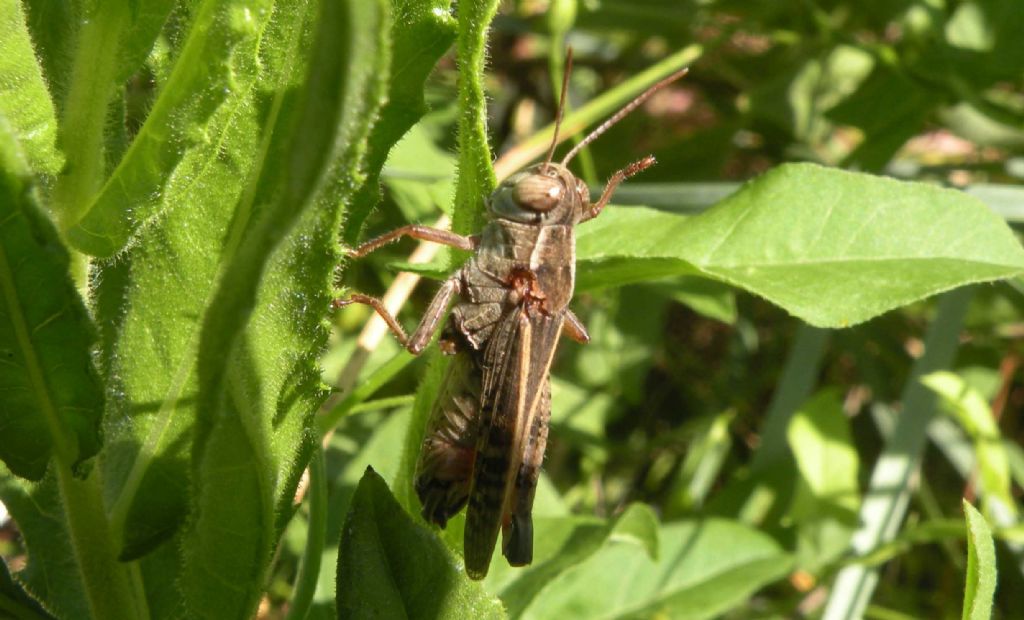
[486,163,588,225]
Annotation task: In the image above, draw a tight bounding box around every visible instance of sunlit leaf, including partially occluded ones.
[578,164,1024,327]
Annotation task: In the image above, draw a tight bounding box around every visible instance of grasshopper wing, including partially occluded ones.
[414,343,483,528]
[464,308,563,579]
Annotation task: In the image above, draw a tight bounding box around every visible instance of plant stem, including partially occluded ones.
[284,447,326,620]
[56,466,149,620]
[52,3,127,228]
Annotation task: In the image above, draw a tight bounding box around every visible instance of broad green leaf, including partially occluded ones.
[98,1,306,559]
[519,519,793,620]
[66,0,273,256]
[487,505,661,618]
[787,389,860,515]
[451,0,500,237]
[0,1,63,176]
[336,468,506,619]
[342,0,457,243]
[0,469,88,619]
[923,372,1016,521]
[313,407,412,617]
[962,501,997,620]
[0,118,102,480]
[182,0,390,616]
[577,164,1024,327]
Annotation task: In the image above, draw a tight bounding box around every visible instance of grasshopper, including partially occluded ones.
[337,52,687,579]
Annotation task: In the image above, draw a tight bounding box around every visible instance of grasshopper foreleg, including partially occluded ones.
[581,155,657,223]
[348,225,478,258]
[333,276,461,355]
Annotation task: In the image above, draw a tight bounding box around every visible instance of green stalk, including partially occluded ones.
[285,447,327,620]
[52,4,128,226]
[751,324,831,470]
[56,467,150,620]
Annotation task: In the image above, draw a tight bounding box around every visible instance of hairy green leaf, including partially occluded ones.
[0,555,53,620]
[182,0,390,616]
[577,164,1024,327]
[336,467,505,619]
[962,500,997,620]
[0,468,87,619]
[0,118,101,480]
[0,1,63,176]
[66,0,272,256]
[98,0,304,560]
[342,0,457,243]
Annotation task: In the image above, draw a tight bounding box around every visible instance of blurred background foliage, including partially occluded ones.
[315,0,1024,617]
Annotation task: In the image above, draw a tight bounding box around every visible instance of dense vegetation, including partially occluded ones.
[0,0,1021,618]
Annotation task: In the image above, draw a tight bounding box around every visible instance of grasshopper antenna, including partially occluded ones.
[542,47,574,172]
[561,65,689,166]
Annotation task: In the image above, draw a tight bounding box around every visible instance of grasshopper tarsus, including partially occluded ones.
[347,224,477,258]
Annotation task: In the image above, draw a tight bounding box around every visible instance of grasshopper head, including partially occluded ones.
[486,163,588,225]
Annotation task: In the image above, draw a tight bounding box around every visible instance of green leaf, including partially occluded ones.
[342,0,457,243]
[518,519,793,620]
[577,164,1024,327]
[451,0,500,237]
[65,0,273,256]
[98,0,311,560]
[336,467,506,619]
[787,389,860,515]
[0,117,102,480]
[182,0,391,616]
[923,372,1016,521]
[0,1,63,176]
[608,503,660,561]
[962,500,997,620]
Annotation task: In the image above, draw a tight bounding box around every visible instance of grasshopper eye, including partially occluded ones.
[513,174,563,212]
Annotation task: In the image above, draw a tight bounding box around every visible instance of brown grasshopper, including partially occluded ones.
[337,52,687,579]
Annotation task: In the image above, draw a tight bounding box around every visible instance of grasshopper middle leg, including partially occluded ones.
[333,276,462,355]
